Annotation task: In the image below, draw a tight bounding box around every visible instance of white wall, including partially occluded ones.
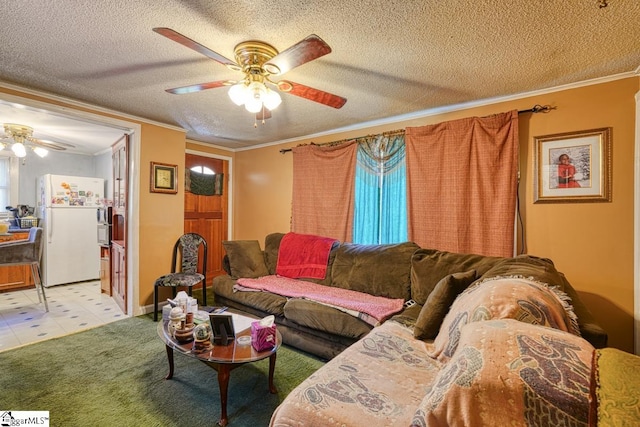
[16,150,112,208]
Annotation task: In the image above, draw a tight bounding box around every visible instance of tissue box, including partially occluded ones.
[250,321,277,352]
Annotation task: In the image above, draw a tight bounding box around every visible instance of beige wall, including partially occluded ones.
[137,123,186,307]
[233,77,639,352]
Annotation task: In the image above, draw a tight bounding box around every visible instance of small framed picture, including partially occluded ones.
[150,162,178,194]
[209,314,235,345]
[533,128,612,203]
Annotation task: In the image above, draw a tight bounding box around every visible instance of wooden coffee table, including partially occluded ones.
[157,310,282,426]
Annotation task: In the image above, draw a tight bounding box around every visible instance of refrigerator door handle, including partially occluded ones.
[47,208,53,243]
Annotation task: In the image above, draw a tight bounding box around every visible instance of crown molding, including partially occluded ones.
[235,70,639,152]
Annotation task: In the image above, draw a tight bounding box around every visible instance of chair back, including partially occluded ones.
[172,233,207,277]
[0,227,43,266]
[29,227,44,262]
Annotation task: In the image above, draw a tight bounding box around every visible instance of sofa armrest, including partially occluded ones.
[560,274,608,348]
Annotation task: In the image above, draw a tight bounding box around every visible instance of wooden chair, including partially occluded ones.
[153,233,207,321]
[0,227,48,311]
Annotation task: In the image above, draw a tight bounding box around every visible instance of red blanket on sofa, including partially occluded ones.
[276,232,337,279]
[235,275,404,325]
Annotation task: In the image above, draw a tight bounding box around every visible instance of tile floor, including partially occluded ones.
[0,281,126,353]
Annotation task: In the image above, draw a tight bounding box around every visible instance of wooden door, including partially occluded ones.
[184,153,228,291]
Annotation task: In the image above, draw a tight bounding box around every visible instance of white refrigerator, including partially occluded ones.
[37,174,105,287]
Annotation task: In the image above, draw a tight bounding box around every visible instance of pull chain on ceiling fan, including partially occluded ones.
[153,28,347,122]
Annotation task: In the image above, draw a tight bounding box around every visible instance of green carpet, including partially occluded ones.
[0,315,324,426]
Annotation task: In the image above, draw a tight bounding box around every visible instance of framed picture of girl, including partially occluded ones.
[533,127,612,203]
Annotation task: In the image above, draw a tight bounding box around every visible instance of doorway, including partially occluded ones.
[184,152,229,297]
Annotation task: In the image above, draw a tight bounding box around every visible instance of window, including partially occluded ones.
[0,155,18,212]
[353,135,407,244]
[190,165,215,175]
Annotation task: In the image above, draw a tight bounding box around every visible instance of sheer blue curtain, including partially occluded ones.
[353,134,406,244]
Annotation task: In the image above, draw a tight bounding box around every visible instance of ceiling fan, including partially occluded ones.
[1,123,75,158]
[153,28,347,120]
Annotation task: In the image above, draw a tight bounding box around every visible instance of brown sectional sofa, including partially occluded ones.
[214,232,613,426]
[213,232,607,361]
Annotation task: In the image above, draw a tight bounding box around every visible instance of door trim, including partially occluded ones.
[634,89,639,355]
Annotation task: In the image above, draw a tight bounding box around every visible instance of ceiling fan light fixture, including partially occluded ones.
[245,96,263,113]
[263,88,282,110]
[11,142,26,158]
[228,83,248,106]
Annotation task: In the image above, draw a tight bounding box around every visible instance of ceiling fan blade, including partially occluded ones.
[278,81,347,109]
[264,34,331,75]
[32,139,75,150]
[165,80,230,95]
[153,27,239,69]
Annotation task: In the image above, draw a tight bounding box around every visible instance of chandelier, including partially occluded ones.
[1,124,71,158]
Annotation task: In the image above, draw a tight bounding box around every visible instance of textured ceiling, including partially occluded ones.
[0,0,639,153]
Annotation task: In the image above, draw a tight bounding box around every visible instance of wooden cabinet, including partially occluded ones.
[113,139,127,214]
[100,246,110,294]
[0,232,34,292]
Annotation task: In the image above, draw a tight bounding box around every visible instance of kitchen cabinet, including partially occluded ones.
[113,139,127,214]
[0,231,34,292]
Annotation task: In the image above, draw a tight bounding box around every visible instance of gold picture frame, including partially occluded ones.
[533,127,612,203]
[150,162,178,194]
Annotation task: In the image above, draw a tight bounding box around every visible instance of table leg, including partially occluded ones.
[268,353,278,394]
[217,364,231,427]
[164,345,174,380]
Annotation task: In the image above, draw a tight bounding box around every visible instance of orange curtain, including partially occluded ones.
[291,142,357,242]
[405,110,519,257]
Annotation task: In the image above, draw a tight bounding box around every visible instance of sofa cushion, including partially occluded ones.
[413,270,477,341]
[479,254,567,289]
[590,348,640,426]
[212,275,286,315]
[558,272,608,348]
[411,319,594,427]
[271,321,442,426]
[222,240,269,278]
[481,255,608,348]
[264,232,337,286]
[430,276,580,362]
[264,232,285,275]
[331,242,419,300]
[410,249,502,305]
[283,298,372,339]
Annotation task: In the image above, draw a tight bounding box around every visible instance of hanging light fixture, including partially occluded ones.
[1,123,73,159]
[227,74,282,114]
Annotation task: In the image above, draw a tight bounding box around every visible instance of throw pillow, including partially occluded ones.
[429,276,580,363]
[410,249,502,305]
[413,270,477,341]
[222,240,269,278]
[590,348,640,426]
[264,232,285,275]
[411,319,594,427]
